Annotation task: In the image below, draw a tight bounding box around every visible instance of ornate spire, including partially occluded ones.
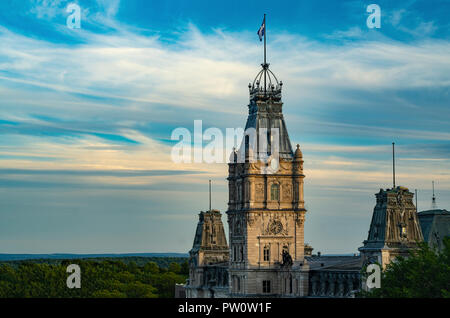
[249,13,283,101]
[248,64,283,101]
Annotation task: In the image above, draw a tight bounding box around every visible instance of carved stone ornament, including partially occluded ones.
[296,214,305,226]
[255,183,264,200]
[282,183,292,201]
[246,213,256,227]
[269,220,283,235]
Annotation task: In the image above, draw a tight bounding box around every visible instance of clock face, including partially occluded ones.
[269,220,283,234]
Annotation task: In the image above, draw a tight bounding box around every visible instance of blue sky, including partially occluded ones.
[0,0,449,254]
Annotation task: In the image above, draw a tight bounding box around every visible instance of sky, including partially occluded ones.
[0,0,449,254]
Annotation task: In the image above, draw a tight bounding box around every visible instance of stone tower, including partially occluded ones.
[226,63,309,297]
[186,209,229,298]
[359,186,424,269]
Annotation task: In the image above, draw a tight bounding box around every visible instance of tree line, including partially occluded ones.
[0,258,189,298]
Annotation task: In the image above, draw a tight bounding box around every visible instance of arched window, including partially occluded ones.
[263,245,270,262]
[271,183,279,201]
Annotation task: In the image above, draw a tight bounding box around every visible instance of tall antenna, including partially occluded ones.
[392,142,396,188]
[415,189,418,213]
[209,179,212,212]
[431,180,437,209]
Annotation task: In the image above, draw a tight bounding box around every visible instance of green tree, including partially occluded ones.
[180,261,189,275]
[168,262,181,274]
[144,262,159,274]
[362,237,450,298]
[0,257,188,298]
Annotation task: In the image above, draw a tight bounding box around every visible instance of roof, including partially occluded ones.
[237,64,294,160]
[306,256,363,271]
[418,209,450,216]
[418,209,450,250]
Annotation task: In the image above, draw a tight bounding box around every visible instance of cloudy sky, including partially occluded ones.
[0,0,449,254]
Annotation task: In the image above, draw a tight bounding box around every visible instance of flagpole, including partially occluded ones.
[264,13,266,94]
[264,13,266,65]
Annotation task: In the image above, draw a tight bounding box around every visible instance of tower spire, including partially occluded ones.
[431,180,438,209]
[392,142,396,188]
[415,189,418,213]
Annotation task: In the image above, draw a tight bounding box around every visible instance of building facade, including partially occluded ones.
[181,60,449,299]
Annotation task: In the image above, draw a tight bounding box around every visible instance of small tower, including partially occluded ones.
[431,181,438,210]
[359,143,424,268]
[359,186,424,268]
[186,209,229,297]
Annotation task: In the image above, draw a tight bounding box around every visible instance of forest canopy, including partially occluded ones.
[0,257,188,298]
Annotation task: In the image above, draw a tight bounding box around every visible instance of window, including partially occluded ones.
[263,245,270,262]
[289,276,293,294]
[263,280,271,293]
[211,225,216,244]
[245,135,249,154]
[271,184,279,201]
[237,277,241,292]
[401,225,407,238]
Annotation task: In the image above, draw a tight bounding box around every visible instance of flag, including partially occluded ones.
[257,16,265,41]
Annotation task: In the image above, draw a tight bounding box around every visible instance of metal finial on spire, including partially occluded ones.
[431,180,438,209]
[250,14,283,101]
[263,13,267,94]
[392,142,396,189]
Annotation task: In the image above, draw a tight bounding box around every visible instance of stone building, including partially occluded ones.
[180,57,449,299]
[307,255,362,297]
[359,186,424,269]
[185,209,229,298]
